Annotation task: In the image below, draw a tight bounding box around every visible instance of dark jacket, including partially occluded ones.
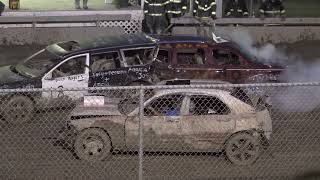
[144,0,168,17]
[259,0,285,16]
[193,0,216,19]
[225,0,249,17]
[166,0,188,18]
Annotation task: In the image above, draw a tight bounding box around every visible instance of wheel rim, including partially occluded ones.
[229,138,258,162]
[226,134,260,165]
[6,98,33,123]
[82,135,105,157]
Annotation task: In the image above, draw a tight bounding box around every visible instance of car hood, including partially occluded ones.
[0,65,40,89]
[0,65,26,84]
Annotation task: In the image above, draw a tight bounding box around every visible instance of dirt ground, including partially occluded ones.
[0,105,320,180]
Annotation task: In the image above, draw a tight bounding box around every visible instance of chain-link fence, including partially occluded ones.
[1,83,320,179]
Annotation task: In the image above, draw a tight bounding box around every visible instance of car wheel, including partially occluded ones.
[74,128,112,162]
[225,132,261,166]
[4,95,34,125]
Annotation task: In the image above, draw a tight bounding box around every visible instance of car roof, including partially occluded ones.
[47,33,157,57]
[153,35,211,44]
[154,88,231,98]
[78,33,157,50]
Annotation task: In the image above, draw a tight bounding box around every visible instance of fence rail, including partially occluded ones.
[1,83,320,179]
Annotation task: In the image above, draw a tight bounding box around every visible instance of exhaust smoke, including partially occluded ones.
[227,30,320,112]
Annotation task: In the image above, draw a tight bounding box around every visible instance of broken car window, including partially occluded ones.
[144,94,184,116]
[177,48,205,65]
[189,95,231,115]
[123,48,155,66]
[90,52,119,73]
[212,49,241,66]
[52,56,86,78]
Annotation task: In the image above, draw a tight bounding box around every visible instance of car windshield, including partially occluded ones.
[14,49,61,78]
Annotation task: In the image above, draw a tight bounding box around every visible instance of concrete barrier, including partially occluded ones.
[0,27,125,45]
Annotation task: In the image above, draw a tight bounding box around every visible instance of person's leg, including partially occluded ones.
[146,16,155,34]
[158,16,168,34]
[75,0,81,9]
[0,2,5,16]
[83,0,88,9]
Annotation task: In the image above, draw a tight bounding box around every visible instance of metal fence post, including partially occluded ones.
[216,0,223,18]
[138,85,145,180]
[250,0,254,17]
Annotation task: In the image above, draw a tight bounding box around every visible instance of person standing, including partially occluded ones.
[224,0,249,17]
[193,0,216,20]
[75,0,88,9]
[143,0,169,34]
[0,1,5,16]
[167,0,188,18]
[259,0,285,18]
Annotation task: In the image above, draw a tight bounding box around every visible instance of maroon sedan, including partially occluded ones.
[153,35,284,84]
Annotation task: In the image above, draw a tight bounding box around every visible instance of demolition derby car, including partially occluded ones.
[0,33,158,124]
[153,35,284,84]
[59,88,272,166]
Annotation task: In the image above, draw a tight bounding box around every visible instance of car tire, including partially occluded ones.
[4,95,34,125]
[74,128,112,162]
[225,132,261,166]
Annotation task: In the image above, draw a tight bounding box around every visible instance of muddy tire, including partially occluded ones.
[74,128,112,162]
[225,132,261,166]
[4,95,34,125]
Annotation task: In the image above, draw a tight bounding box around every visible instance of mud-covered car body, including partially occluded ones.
[153,35,283,84]
[64,89,272,164]
[0,34,158,106]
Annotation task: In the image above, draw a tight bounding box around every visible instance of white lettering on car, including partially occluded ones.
[93,70,127,77]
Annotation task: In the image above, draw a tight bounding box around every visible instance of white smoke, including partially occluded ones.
[226,29,320,112]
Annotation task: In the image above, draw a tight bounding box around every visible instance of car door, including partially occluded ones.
[174,46,210,80]
[180,94,236,151]
[212,48,247,83]
[125,94,188,151]
[154,48,175,81]
[89,51,124,87]
[119,47,156,85]
[42,53,89,100]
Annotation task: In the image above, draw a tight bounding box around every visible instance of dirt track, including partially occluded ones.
[1,108,320,180]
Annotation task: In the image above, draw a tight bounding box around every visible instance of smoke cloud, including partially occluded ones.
[226,30,320,112]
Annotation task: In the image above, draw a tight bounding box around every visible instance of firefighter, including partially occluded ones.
[193,0,216,20]
[167,0,188,18]
[75,0,88,9]
[0,1,5,16]
[224,0,249,17]
[144,0,169,34]
[259,0,286,18]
